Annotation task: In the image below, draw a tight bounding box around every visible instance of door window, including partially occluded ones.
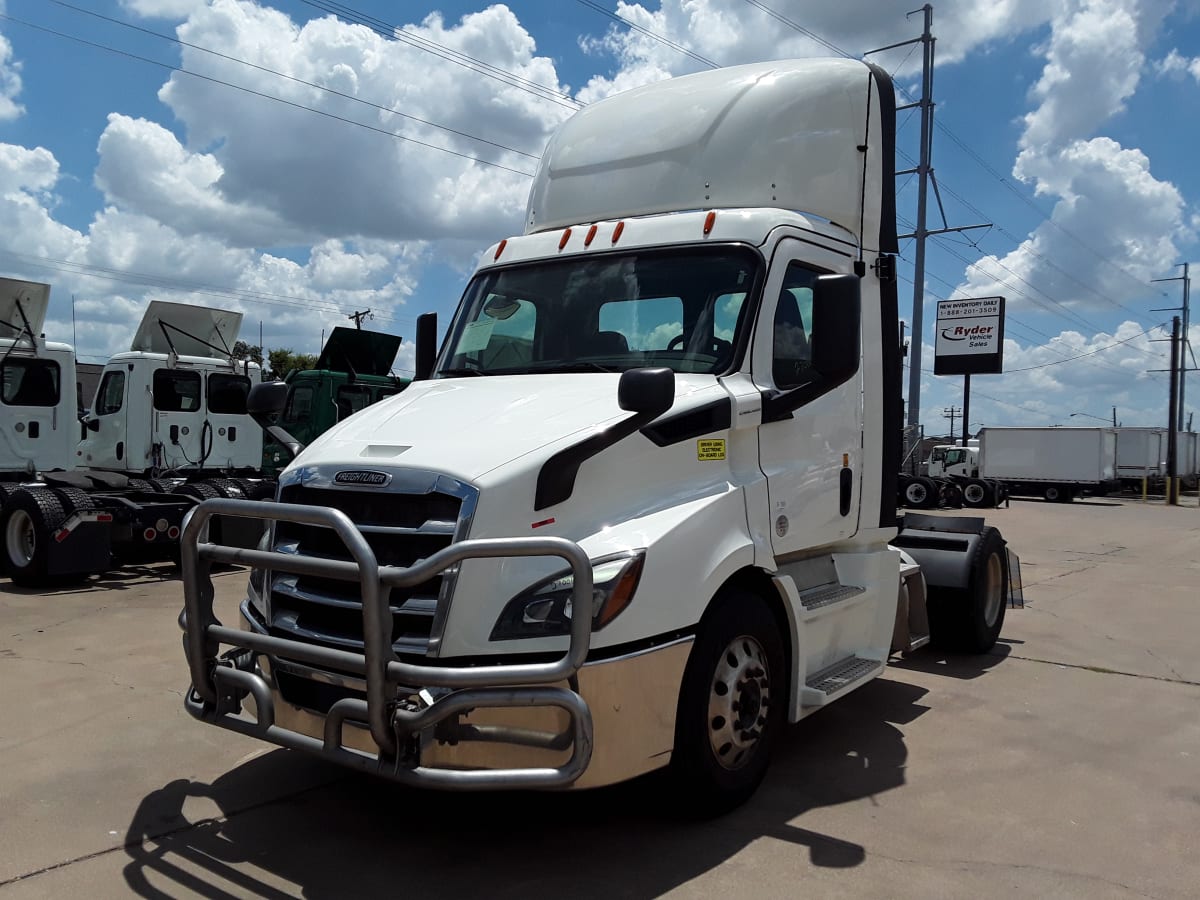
[335,385,373,420]
[95,371,125,415]
[772,265,817,389]
[153,369,202,412]
[1,359,60,407]
[282,384,314,424]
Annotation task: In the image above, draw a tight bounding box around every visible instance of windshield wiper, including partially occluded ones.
[536,362,619,374]
[437,367,489,377]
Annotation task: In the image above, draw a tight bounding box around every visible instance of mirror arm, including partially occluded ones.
[253,413,304,460]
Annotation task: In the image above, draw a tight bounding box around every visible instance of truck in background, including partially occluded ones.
[178,58,1021,812]
[1,289,273,586]
[904,441,1005,509]
[262,326,407,476]
[1115,427,1166,490]
[976,426,1119,503]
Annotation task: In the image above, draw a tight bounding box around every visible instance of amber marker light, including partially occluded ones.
[703,210,717,235]
[493,239,507,260]
[612,221,625,243]
[584,224,598,246]
[559,227,572,250]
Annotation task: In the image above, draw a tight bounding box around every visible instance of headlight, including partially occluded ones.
[490,551,645,641]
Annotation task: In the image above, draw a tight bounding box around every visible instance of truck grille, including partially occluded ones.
[266,481,467,660]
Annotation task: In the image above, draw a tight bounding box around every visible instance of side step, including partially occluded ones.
[797,583,867,619]
[801,655,882,707]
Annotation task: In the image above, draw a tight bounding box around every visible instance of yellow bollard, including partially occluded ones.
[1142,477,1147,502]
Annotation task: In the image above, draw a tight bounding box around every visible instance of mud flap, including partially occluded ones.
[46,521,111,577]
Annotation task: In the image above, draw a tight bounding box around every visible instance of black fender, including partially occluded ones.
[888,513,996,590]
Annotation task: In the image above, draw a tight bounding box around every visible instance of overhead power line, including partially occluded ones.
[46,0,541,161]
[0,11,535,177]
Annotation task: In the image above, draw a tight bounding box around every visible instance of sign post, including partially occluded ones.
[934,297,1005,445]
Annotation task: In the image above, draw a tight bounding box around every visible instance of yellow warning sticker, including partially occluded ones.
[697,439,726,461]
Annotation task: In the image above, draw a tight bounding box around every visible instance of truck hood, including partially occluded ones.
[295,373,723,482]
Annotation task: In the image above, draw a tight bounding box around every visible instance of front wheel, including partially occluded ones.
[670,591,785,815]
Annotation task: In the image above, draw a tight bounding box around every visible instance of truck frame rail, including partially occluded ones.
[180,497,595,789]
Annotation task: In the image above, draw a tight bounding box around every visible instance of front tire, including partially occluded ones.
[670,591,785,815]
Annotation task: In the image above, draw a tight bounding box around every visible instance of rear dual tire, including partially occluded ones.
[927,526,1008,653]
[1,489,68,586]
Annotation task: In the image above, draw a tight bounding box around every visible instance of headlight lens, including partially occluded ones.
[490,551,645,641]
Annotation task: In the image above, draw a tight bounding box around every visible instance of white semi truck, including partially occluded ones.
[179,58,1021,811]
[1,284,272,585]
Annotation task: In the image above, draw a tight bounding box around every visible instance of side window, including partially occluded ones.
[598,296,683,352]
[335,385,373,420]
[207,374,251,414]
[153,369,202,412]
[713,292,746,343]
[283,384,314,424]
[1,359,61,407]
[773,264,816,389]
[95,371,125,415]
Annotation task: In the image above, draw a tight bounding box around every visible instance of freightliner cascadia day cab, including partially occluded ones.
[1,297,272,585]
[180,59,1021,811]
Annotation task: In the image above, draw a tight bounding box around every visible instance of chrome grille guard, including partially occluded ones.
[180,498,595,789]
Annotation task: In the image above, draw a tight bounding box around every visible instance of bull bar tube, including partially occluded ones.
[180,497,595,789]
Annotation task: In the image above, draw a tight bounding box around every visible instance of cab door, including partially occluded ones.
[80,366,129,470]
[751,238,863,558]
[0,356,70,472]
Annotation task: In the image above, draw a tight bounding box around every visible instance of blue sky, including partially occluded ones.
[0,0,1197,433]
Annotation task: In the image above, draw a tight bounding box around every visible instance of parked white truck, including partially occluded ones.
[976,426,1119,502]
[1,286,272,585]
[179,58,1021,811]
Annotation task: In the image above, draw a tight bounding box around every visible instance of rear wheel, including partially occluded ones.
[941,483,964,508]
[961,478,993,508]
[1,489,67,586]
[904,477,938,509]
[670,591,785,815]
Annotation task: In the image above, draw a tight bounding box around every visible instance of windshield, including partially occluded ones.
[438,248,760,376]
[945,449,965,465]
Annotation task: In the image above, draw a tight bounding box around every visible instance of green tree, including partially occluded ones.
[232,340,263,364]
[266,348,318,381]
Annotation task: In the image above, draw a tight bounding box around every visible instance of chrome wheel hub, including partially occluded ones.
[708,635,770,771]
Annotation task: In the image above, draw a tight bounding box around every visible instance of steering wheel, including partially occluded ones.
[668,334,733,357]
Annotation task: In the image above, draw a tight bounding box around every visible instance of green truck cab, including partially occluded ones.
[263,327,407,475]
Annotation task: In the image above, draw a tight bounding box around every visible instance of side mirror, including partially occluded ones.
[414,312,437,381]
[85,417,101,433]
[618,367,675,417]
[810,273,861,383]
[761,273,861,423]
[247,381,288,417]
[247,381,304,461]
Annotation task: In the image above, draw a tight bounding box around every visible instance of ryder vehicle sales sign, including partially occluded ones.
[934,296,1005,375]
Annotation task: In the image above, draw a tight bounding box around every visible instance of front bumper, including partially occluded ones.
[180,497,688,790]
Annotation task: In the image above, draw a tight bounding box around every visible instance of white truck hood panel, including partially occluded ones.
[296,373,718,482]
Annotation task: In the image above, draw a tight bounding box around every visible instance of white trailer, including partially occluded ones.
[1115,427,1166,486]
[978,426,1119,502]
[178,58,1022,812]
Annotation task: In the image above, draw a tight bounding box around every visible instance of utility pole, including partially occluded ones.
[348,309,373,329]
[1167,316,1181,506]
[943,405,960,443]
[866,5,988,455]
[1152,263,1192,431]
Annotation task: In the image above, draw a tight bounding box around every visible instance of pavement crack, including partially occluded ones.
[1004,652,1200,687]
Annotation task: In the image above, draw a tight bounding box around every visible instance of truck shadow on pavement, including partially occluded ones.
[122,678,930,899]
[888,641,1012,681]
